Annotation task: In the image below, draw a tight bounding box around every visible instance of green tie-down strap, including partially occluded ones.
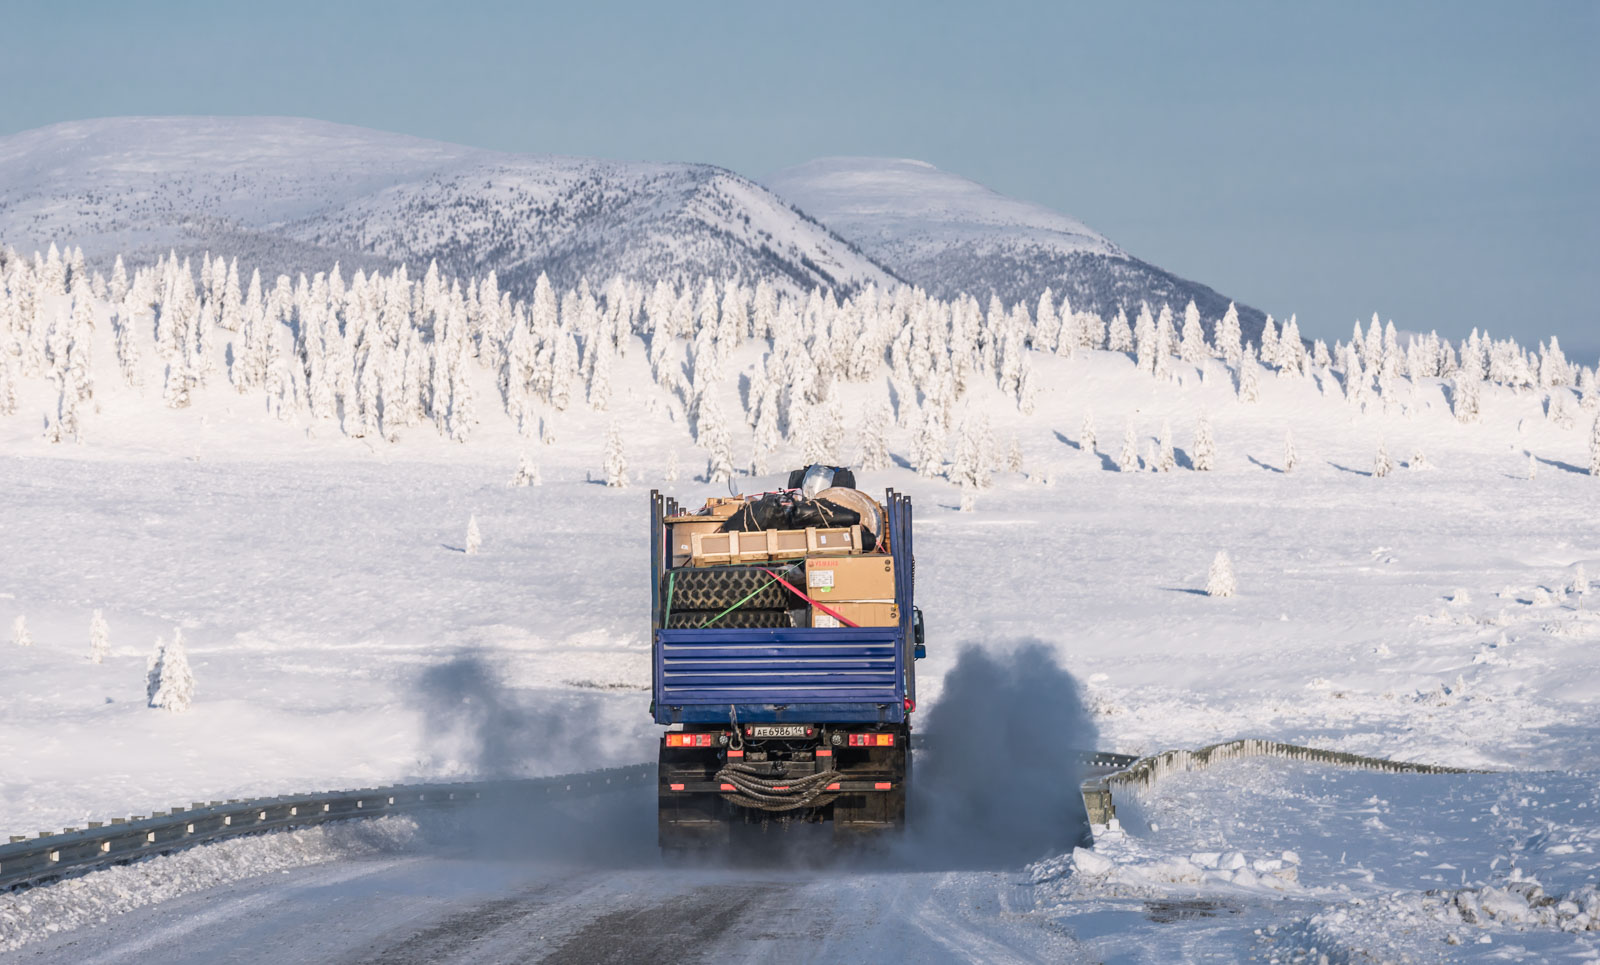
[663,570,676,627]
[697,562,799,628]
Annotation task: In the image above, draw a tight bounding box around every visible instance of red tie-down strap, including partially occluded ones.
[757,567,861,627]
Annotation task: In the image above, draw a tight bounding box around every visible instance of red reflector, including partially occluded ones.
[727,749,744,758]
[905,698,915,712]
[827,783,840,790]
[669,783,684,791]
[848,732,896,747]
[719,783,735,791]
[774,786,790,791]
[816,748,833,757]
[874,782,892,790]
[665,733,713,747]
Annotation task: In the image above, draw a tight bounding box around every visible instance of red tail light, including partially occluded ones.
[904,698,915,712]
[847,733,895,747]
[665,733,714,748]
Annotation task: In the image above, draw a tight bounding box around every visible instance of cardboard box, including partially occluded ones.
[812,601,899,628]
[805,554,896,601]
[667,515,725,567]
[703,497,746,518]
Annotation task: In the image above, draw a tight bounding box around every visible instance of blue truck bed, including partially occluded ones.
[649,489,916,727]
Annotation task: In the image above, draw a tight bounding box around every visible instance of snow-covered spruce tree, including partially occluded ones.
[1574,563,1589,600]
[1081,409,1097,454]
[146,629,195,712]
[949,416,989,491]
[604,420,629,487]
[1107,308,1134,353]
[1192,413,1216,471]
[665,450,680,483]
[1179,300,1206,363]
[1590,414,1600,476]
[1237,357,1261,404]
[1007,436,1024,473]
[912,406,946,478]
[958,483,977,513]
[1259,315,1280,368]
[1374,438,1394,478]
[12,615,31,647]
[1409,447,1429,471]
[510,452,540,488]
[90,609,110,664]
[1156,421,1176,472]
[1133,305,1156,374]
[1452,374,1481,424]
[1527,452,1539,480]
[1215,302,1243,364]
[1117,421,1139,472]
[858,402,891,471]
[465,515,482,555]
[1284,429,1298,473]
[1207,551,1237,597]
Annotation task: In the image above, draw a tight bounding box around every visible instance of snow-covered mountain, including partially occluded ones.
[766,157,1267,340]
[0,117,896,298]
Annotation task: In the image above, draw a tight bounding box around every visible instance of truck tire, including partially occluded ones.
[665,609,795,629]
[662,566,798,611]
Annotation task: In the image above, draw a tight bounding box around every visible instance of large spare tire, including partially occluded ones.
[662,565,801,611]
[665,609,796,629]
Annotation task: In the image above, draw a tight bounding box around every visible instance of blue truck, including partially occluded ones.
[649,479,923,848]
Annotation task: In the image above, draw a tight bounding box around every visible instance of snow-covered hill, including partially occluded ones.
[765,156,1268,341]
[0,117,896,298]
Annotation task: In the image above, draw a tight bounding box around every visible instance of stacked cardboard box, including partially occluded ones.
[804,554,898,628]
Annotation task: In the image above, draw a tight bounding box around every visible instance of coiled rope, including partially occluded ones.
[714,762,842,812]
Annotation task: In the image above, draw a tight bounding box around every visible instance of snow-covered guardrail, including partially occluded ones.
[0,764,653,891]
[1080,738,1488,828]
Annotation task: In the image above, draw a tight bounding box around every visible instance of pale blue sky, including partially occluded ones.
[3,1,1595,355]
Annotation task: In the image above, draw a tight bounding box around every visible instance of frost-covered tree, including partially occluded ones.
[510,452,540,488]
[948,415,991,491]
[1374,438,1394,478]
[1260,315,1280,368]
[1133,305,1156,374]
[146,628,195,712]
[1452,374,1481,424]
[858,402,891,471]
[958,483,976,513]
[1080,409,1097,454]
[1107,308,1134,353]
[1237,357,1261,404]
[90,609,110,664]
[665,450,680,483]
[604,420,629,487]
[1117,421,1139,472]
[1007,436,1024,473]
[1284,429,1298,473]
[1590,414,1600,476]
[1206,551,1237,597]
[11,615,31,647]
[1156,420,1176,472]
[1192,413,1216,471]
[1179,300,1206,363]
[1215,302,1243,364]
[1409,447,1429,471]
[912,406,946,478]
[1527,452,1538,480]
[465,515,482,555]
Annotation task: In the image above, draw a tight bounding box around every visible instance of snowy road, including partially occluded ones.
[9,856,1094,965]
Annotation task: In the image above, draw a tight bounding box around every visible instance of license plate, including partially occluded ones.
[750,725,809,738]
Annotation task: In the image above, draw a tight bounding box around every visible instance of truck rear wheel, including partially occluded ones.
[833,742,910,839]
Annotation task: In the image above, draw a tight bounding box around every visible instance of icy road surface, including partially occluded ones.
[7,762,1599,964]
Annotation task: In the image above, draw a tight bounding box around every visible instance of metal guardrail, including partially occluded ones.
[1078,738,1487,828]
[0,764,654,892]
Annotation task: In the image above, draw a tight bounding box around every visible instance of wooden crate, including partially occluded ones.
[689,529,771,566]
[666,515,727,567]
[806,524,862,556]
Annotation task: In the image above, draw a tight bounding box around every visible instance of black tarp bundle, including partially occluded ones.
[718,492,872,547]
